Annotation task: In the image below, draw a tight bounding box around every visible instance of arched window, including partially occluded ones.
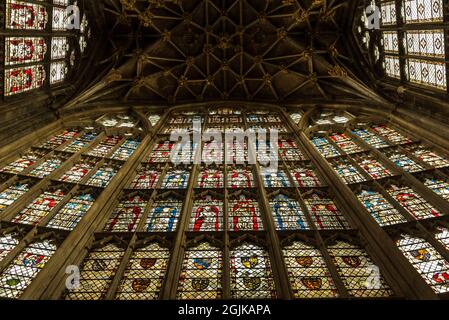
[1,106,449,299]
[4,0,91,96]
[378,0,448,90]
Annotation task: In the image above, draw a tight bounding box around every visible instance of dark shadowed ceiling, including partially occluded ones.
[68,0,385,107]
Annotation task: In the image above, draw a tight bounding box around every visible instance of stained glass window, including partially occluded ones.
[283,242,338,298]
[230,243,276,299]
[270,194,309,230]
[177,243,222,299]
[104,195,147,232]
[46,193,95,230]
[304,192,350,230]
[386,184,441,220]
[5,37,46,65]
[227,169,254,189]
[228,195,263,232]
[357,189,407,226]
[13,188,66,225]
[116,243,169,300]
[146,198,182,232]
[327,241,393,297]
[4,1,89,96]
[38,129,79,150]
[403,0,443,23]
[65,244,124,300]
[129,166,160,189]
[197,168,224,189]
[380,1,397,26]
[0,240,57,299]
[397,234,449,293]
[0,182,31,213]
[380,0,447,89]
[189,196,223,232]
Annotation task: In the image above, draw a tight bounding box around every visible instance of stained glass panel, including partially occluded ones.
[352,128,389,149]
[28,157,64,178]
[397,234,449,293]
[283,242,338,298]
[146,198,182,232]
[116,243,169,300]
[46,193,95,230]
[0,183,31,213]
[270,194,309,230]
[327,241,393,297]
[104,195,146,232]
[386,184,441,220]
[111,138,141,161]
[177,243,222,299]
[331,159,366,184]
[161,169,190,189]
[304,193,350,230]
[0,240,57,299]
[0,233,20,263]
[59,158,98,183]
[5,37,46,65]
[230,243,276,299]
[85,163,119,188]
[5,65,46,96]
[353,155,393,179]
[387,151,424,172]
[311,137,341,158]
[423,177,449,200]
[290,167,322,188]
[227,169,254,189]
[86,136,122,158]
[13,189,66,225]
[329,133,364,154]
[263,171,290,188]
[6,1,48,30]
[357,190,407,226]
[0,149,48,174]
[197,169,224,189]
[65,244,124,300]
[228,196,263,232]
[129,166,160,189]
[38,129,79,150]
[189,197,223,232]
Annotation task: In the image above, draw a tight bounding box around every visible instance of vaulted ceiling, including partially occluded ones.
[67,0,386,108]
